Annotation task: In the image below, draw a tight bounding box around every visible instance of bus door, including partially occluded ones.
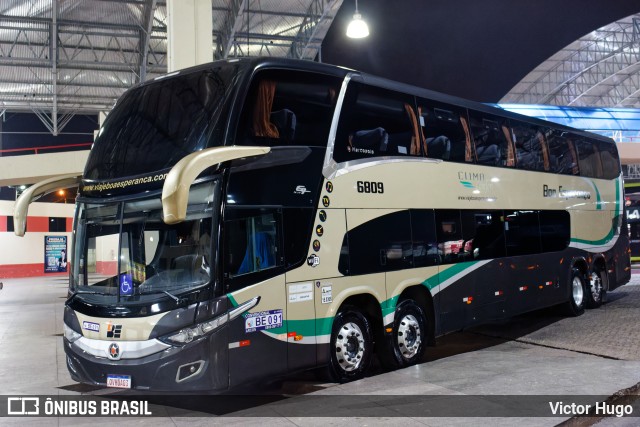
[435,210,474,331]
[461,210,507,324]
[503,210,544,314]
[223,209,288,387]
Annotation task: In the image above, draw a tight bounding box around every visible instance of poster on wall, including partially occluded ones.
[45,236,67,273]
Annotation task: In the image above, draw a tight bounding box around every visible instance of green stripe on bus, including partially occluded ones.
[381,295,400,318]
[571,177,621,246]
[380,262,482,317]
[591,180,602,210]
[227,293,239,307]
[263,317,333,337]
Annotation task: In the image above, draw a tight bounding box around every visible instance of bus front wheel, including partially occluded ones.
[564,268,586,316]
[327,306,373,383]
[585,265,607,309]
[380,299,427,370]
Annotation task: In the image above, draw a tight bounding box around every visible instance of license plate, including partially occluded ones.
[244,309,283,333]
[106,374,131,389]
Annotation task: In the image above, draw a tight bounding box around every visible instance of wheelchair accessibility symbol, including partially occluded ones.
[120,274,133,295]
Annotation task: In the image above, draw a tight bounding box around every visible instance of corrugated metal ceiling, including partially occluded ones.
[0,0,342,133]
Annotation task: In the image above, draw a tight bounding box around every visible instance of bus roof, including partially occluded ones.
[141,57,616,145]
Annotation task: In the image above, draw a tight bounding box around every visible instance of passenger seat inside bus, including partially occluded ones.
[270,109,296,144]
[425,135,451,160]
[349,127,389,154]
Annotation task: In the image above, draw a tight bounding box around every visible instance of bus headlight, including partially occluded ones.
[162,296,260,346]
[163,313,229,345]
[63,323,82,343]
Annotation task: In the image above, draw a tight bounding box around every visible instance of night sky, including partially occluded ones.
[322,0,640,102]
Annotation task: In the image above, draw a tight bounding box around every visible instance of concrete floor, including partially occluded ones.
[1,275,640,426]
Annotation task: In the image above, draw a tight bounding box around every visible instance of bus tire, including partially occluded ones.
[585,265,607,309]
[564,268,586,316]
[327,306,373,383]
[380,299,427,370]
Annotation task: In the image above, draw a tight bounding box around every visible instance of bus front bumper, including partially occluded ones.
[63,332,229,392]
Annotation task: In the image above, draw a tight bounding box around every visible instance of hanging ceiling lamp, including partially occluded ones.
[346,0,369,39]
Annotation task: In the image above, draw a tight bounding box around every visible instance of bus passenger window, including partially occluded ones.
[411,210,439,266]
[468,113,514,167]
[416,100,468,162]
[539,210,570,252]
[504,210,542,257]
[598,141,620,180]
[575,138,604,178]
[235,70,341,148]
[334,83,419,163]
[224,211,280,277]
[547,130,579,175]
[343,210,412,275]
[435,210,465,264]
[511,122,545,172]
[460,210,505,260]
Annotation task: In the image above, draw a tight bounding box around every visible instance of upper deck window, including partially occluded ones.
[467,112,515,168]
[333,83,420,163]
[234,70,341,148]
[85,64,239,180]
[415,98,470,162]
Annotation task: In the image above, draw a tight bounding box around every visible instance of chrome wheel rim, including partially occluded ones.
[572,276,584,307]
[334,322,365,372]
[397,314,422,359]
[590,272,603,302]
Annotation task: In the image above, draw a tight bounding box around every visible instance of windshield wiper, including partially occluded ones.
[139,289,184,304]
[65,290,113,306]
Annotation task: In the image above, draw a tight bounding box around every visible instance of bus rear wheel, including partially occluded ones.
[585,265,607,309]
[564,268,586,316]
[327,307,373,383]
[380,299,427,370]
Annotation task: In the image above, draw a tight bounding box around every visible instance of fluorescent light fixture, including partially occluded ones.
[346,0,369,39]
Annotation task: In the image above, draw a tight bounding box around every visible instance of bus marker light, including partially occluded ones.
[385,327,393,333]
[519,286,528,291]
[463,297,473,304]
[239,340,250,347]
[287,332,297,338]
[546,281,553,286]
[294,335,303,341]
[494,291,503,296]
[539,285,544,289]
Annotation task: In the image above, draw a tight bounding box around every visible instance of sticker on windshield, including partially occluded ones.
[119,273,133,296]
[244,309,283,333]
[133,262,146,283]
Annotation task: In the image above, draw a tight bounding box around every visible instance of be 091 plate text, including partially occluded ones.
[245,309,283,333]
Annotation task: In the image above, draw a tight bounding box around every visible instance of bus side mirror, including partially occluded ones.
[13,174,81,237]
[161,146,270,224]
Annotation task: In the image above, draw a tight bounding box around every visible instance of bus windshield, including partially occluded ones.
[84,63,240,180]
[70,181,218,305]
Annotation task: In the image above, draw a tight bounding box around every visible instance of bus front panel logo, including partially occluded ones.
[108,343,121,360]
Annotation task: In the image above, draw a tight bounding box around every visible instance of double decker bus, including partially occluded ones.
[624,179,640,262]
[15,58,629,390]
